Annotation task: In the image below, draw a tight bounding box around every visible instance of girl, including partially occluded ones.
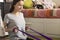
[4,0,27,40]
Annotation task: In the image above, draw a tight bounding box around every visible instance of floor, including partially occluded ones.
[0,36,60,40]
[36,35,60,40]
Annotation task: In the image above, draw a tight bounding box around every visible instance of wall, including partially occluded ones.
[53,0,60,7]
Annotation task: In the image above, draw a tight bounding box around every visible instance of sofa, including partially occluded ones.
[22,9,60,18]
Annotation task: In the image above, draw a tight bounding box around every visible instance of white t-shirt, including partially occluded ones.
[4,12,27,39]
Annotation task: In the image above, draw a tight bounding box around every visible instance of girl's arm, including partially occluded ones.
[4,14,10,32]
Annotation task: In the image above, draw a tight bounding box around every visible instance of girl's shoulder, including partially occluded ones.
[5,13,12,17]
[5,13,10,15]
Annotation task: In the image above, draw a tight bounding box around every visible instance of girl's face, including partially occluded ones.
[14,1,24,12]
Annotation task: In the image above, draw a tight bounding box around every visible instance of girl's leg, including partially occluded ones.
[9,37,18,40]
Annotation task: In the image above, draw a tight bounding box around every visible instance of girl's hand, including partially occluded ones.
[13,28,18,33]
[13,26,18,33]
[25,26,30,30]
